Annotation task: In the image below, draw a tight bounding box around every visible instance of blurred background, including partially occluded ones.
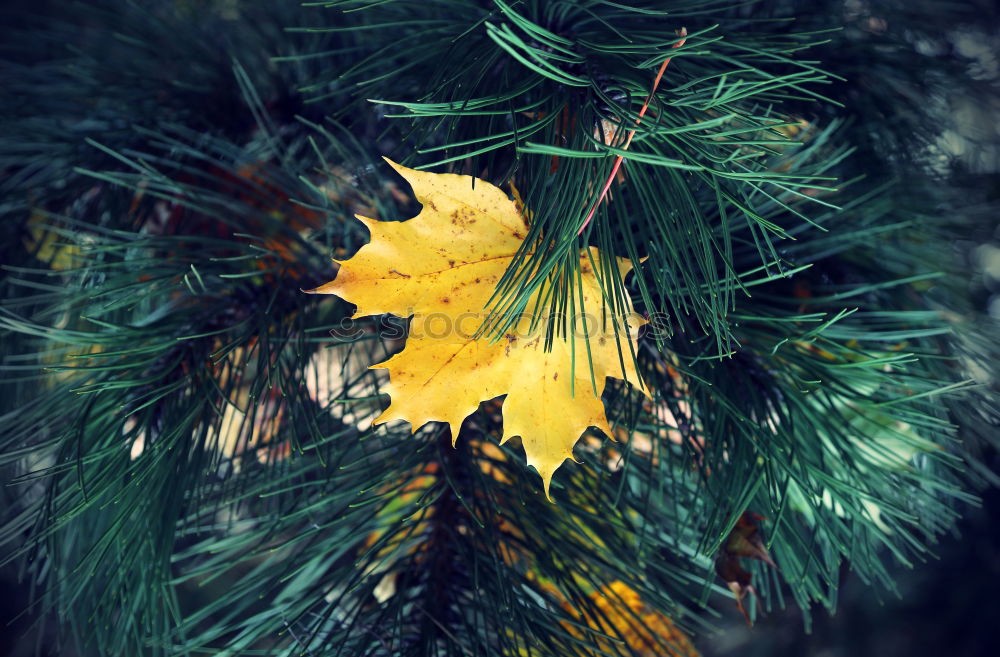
[701,18,1000,655]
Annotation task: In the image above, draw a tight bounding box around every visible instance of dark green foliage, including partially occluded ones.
[1,1,997,656]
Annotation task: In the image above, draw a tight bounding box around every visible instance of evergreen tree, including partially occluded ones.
[1,1,997,656]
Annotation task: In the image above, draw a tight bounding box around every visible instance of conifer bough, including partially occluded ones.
[0,1,996,655]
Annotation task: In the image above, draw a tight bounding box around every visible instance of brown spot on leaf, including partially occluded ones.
[553,373,558,381]
[448,260,456,267]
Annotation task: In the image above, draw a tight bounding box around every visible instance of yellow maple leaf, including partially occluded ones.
[309,159,647,497]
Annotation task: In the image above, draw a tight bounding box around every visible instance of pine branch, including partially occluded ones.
[1,1,998,656]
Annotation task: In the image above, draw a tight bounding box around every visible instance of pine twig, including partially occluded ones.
[577,27,687,235]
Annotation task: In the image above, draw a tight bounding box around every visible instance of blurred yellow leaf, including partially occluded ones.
[24,210,80,270]
[555,580,700,657]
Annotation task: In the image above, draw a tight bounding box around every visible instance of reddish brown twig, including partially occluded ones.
[577,27,687,235]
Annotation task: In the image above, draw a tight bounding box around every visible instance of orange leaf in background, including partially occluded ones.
[308,159,648,498]
[558,580,700,657]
